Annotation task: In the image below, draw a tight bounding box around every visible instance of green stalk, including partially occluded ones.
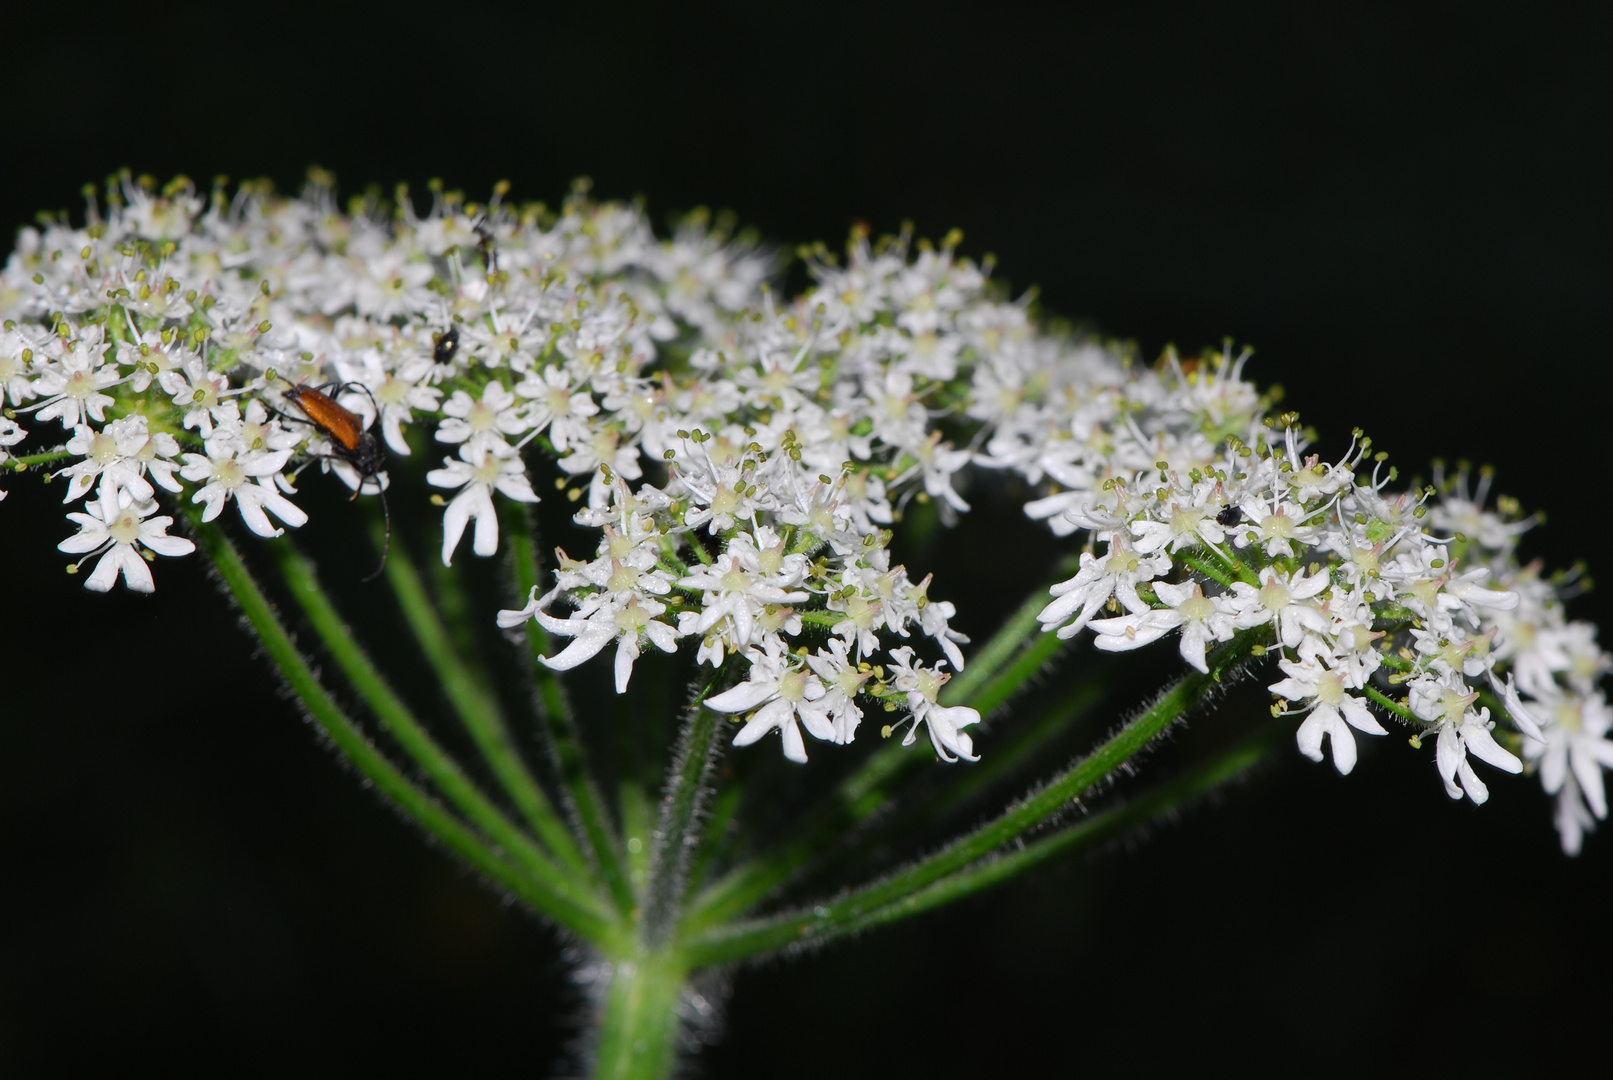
[828,681,1105,878]
[939,553,1078,706]
[267,539,610,923]
[682,576,1079,931]
[714,719,1289,953]
[1177,550,1233,588]
[686,781,742,895]
[8,448,73,468]
[619,780,654,897]
[682,677,1103,934]
[591,949,688,1080]
[679,628,1266,965]
[380,524,592,878]
[188,514,618,943]
[953,629,1066,717]
[642,687,721,946]
[1201,539,1261,585]
[501,500,637,916]
[1362,684,1417,723]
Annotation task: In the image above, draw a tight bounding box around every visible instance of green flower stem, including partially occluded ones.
[1362,684,1417,723]
[267,539,609,923]
[680,741,917,935]
[686,781,742,895]
[428,550,482,663]
[619,780,654,897]
[501,501,638,916]
[1178,550,1234,588]
[591,948,689,1080]
[643,688,720,946]
[953,628,1066,717]
[826,681,1106,881]
[9,448,72,468]
[380,524,592,880]
[939,554,1078,707]
[188,514,619,943]
[701,718,1290,957]
[1371,603,1420,625]
[683,578,1079,932]
[682,677,1105,935]
[1205,540,1261,585]
[679,628,1266,966]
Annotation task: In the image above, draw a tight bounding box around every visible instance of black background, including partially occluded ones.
[3,3,1611,1076]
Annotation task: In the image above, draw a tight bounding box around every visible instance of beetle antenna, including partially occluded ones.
[363,480,391,583]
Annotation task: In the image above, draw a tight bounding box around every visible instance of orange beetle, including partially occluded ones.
[282,381,391,581]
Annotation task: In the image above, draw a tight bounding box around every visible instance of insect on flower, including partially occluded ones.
[1216,504,1244,528]
[280,380,392,581]
[435,327,460,366]
[473,216,498,276]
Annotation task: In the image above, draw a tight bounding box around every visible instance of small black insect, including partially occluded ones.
[474,216,498,275]
[1215,505,1244,528]
[434,326,460,366]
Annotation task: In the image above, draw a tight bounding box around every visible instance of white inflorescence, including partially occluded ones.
[3,173,1607,850]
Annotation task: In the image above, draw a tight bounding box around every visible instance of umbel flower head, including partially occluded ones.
[2,171,1606,853]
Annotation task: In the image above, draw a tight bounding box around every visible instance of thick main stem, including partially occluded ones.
[591,949,689,1080]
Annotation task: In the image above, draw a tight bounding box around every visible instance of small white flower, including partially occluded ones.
[162,358,239,437]
[1038,538,1170,640]
[180,437,305,537]
[435,380,528,445]
[1408,675,1522,803]
[522,590,681,693]
[58,482,194,593]
[1129,503,1228,555]
[1227,566,1333,649]
[800,637,872,745]
[885,646,981,763]
[514,364,600,453]
[31,331,119,429]
[1231,492,1320,559]
[1088,579,1236,673]
[1522,688,1613,846]
[707,638,829,763]
[58,417,165,503]
[425,439,540,564]
[1267,654,1387,775]
[677,528,810,652]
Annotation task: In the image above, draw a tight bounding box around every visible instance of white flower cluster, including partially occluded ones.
[1027,402,1610,852]
[3,173,1606,851]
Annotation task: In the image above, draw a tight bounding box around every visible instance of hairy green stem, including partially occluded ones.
[683,576,1080,931]
[643,688,721,945]
[501,501,638,916]
[940,554,1078,706]
[188,514,618,942]
[269,539,611,921]
[380,524,592,878]
[8,448,72,468]
[591,949,689,1080]
[679,628,1266,965]
[1362,684,1417,723]
[1178,550,1234,588]
[735,719,1290,952]
[828,681,1106,880]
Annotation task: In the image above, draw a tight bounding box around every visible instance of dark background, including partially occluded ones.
[3,3,1611,1075]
